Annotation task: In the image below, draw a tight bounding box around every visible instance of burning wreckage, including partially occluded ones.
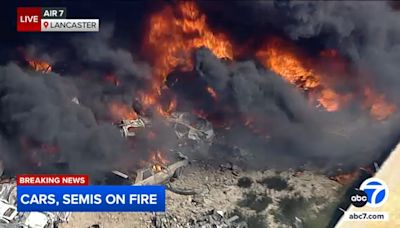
[112,112,215,185]
[116,112,214,142]
[0,112,214,227]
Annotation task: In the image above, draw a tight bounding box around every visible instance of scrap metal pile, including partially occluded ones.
[166,112,214,143]
[116,112,214,143]
[0,182,70,228]
[109,111,215,186]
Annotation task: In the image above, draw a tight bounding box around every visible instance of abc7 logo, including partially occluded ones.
[350,178,388,208]
[350,190,368,207]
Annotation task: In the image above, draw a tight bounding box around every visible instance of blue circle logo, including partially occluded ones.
[359,178,388,207]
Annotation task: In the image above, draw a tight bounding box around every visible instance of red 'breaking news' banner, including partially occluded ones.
[17,174,89,186]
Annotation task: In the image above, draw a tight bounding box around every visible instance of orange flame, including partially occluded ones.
[255,38,350,112]
[146,1,233,82]
[256,37,320,90]
[363,87,396,120]
[166,97,178,114]
[149,150,169,173]
[256,37,396,118]
[150,150,169,164]
[108,102,138,120]
[26,59,52,73]
[206,86,218,100]
[317,88,352,112]
[142,2,395,121]
[139,92,157,107]
[138,91,177,117]
[140,1,233,117]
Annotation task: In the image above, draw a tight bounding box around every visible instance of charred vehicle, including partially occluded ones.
[167,112,214,143]
[112,152,189,185]
[116,112,214,143]
[116,117,149,137]
[111,112,213,186]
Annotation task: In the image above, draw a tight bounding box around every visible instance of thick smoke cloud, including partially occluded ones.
[267,1,400,102]
[0,23,178,176]
[72,25,151,82]
[22,24,153,121]
[191,0,400,170]
[195,48,400,170]
[0,64,128,175]
[67,24,152,121]
[201,0,400,103]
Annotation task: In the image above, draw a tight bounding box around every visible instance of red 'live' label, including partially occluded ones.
[17,7,42,32]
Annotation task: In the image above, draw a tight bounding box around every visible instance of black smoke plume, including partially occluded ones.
[0,63,127,175]
[192,48,400,170]
[0,23,161,177]
[200,1,400,104]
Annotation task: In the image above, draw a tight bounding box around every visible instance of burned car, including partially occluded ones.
[116,117,149,137]
[112,152,189,186]
[116,112,214,143]
[111,112,212,185]
[167,112,214,143]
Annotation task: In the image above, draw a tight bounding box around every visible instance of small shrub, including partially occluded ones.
[238,191,272,212]
[274,196,309,225]
[237,176,253,188]
[280,196,308,218]
[229,208,267,228]
[258,176,289,191]
[246,214,268,228]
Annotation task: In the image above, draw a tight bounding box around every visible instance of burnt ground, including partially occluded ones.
[60,161,343,228]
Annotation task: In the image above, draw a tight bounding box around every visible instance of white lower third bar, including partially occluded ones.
[41,19,99,32]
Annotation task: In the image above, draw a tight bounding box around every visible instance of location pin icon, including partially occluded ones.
[44,21,49,28]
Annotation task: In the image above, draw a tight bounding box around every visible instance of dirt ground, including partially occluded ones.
[60,161,343,228]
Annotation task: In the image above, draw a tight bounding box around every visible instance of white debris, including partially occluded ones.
[23,212,49,228]
[0,200,18,223]
[71,97,80,105]
[0,182,70,227]
[115,112,215,144]
[117,118,147,137]
[216,210,224,217]
[167,112,215,142]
